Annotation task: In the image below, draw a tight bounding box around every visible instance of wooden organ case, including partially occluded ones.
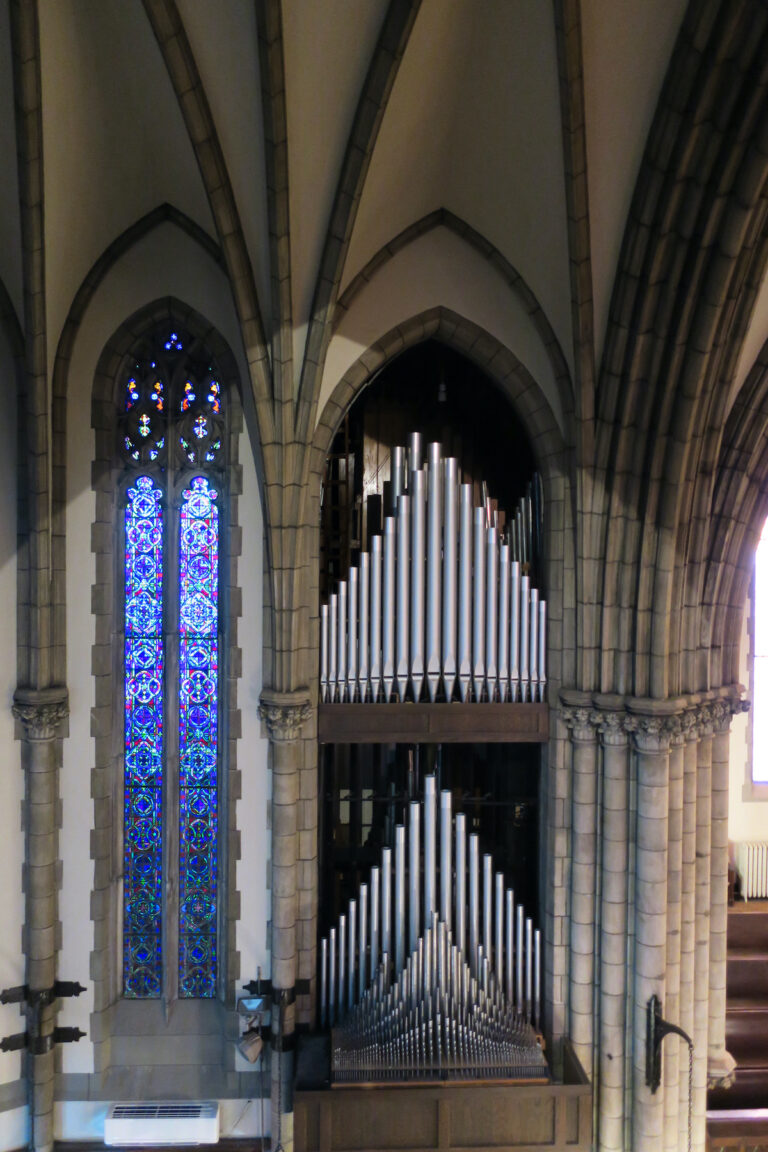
[296,347,591,1152]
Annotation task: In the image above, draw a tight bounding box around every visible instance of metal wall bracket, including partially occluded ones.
[0,980,86,1055]
[646,994,693,1093]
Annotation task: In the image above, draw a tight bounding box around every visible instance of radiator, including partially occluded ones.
[736,842,768,900]
[105,1102,219,1146]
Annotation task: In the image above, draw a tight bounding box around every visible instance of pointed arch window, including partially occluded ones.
[119,330,226,999]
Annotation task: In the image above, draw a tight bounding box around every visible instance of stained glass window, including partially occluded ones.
[178,477,219,997]
[120,331,225,1000]
[123,475,164,998]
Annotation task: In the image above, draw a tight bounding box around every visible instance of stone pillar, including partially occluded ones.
[593,697,630,1152]
[707,697,736,1091]
[561,692,598,1076]
[12,686,69,1152]
[663,715,684,1151]
[692,700,713,1150]
[259,688,312,1152]
[626,699,677,1152]
[678,705,699,1151]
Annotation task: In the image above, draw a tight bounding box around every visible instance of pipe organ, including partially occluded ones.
[320,776,546,1084]
[320,433,546,704]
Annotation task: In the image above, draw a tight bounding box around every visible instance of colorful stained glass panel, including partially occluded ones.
[123,476,163,998]
[178,477,219,998]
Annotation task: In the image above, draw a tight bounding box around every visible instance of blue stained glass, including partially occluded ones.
[178,477,218,998]
[124,476,163,998]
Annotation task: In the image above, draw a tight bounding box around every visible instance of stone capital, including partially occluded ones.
[12,687,69,741]
[259,688,313,742]
[560,690,595,741]
[707,1049,736,1090]
[625,697,683,753]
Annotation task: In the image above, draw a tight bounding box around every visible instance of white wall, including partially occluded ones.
[61,221,269,1073]
[0,325,25,1105]
[729,595,767,842]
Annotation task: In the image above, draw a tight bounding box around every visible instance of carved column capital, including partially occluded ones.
[12,687,69,741]
[591,705,631,747]
[258,689,313,742]
[560,705,595,741]
[625,699,683,753]
[707,1049,737,1090]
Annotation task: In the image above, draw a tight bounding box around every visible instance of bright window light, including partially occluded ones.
[754,519,768,782]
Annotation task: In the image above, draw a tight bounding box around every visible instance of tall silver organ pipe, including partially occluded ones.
[320,434,546,704]
[409,469,426,702]
[321,776,546,1082]
[395,495,410,703]
[426,444,442,703]
[442,458,458,702]
[458,484,473,703]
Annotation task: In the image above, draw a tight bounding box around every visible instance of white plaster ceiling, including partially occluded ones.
[39,0,216,371]
[282,0,388,373]
[343,0,574,380]
[581,0,689,371]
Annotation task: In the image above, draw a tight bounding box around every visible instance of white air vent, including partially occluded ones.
[105,1101,219,1146]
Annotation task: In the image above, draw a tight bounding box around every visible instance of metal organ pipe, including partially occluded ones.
[382,519,395,701]
[370,866,380,984]
[348,898,356,1010]
[440,790,452,929]
[455,813,466,956]
[338,580,347,701]
[529,585,538,704]
[495,872,504,985]
[329,593,338,702]
[409,802,420,954]
[381,846,392,960]
[458,484,472,703]
[395,825,405,974]
[520,573,530,702]
[442,458,458,702]
[469,834,480,973]
[369,536,382,702]
[510,561,520,701]
[483,853,493,962]
[410,469,426,702]
[391,446,404,514]
[426,444,442,702]
[472,506,486,701]
[538,599,547,703]
[395,496,410,703]
[320,603,329,701]
[424,776,436,924]
[358,884,368,1000]
[485,525,498,701]
[357,554,368,700]
[497,544,509,702]
[347,567,358,701]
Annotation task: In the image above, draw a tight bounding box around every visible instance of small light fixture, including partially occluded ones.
[237,995,267,1064]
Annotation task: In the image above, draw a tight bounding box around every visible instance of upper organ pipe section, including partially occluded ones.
[320,432,546,704]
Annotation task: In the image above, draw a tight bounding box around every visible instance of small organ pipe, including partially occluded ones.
[395,825,405,973]
[410,470,426,702]
[339,914,347,1019]
[329,926,337,1024]
[382,518,396,701]
[538,599,547,702]
[320,603,329,701]
[495,872,504,984]
[534,928,541,1028]
[505,889,514,1004]
[409,802,421,954]
[483,853,493,961]
[395,495,410,702]
[338,580,347,701]
[348,567,358,701]
[408,431,423,475]
[391,446,404,514]
[424,776,436,924]
[329,593,338,702]
[510,561,520,701]
[529,585,538,701]
[525,917,533,1017]
[458,485,472,702]
[472,506,486,701]
[485,525,498,701]
[440,790,452,929]
[442,458,458,702]
[520,573,530,702]
[321,936,328,1027]
[358,554,369,700]
[348,898,356,1010]
[370,866,380,984]
[370,536,382,701]
[358,884,368,1000]
[426,444,442,702]
[455,813,467,955]
[497,544,509,702]
[469,834,480,973]
[381,847,392,959]
[516,904,524,1011]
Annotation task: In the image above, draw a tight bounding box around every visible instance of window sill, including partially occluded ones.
[742,778,768,802]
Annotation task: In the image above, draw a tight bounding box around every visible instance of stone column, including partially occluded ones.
[692,699,713,1151]
[258,688,312,1152]
[707,697,736,1091]
[561,691,598,1077]
[12,686,69,1152]
[593,697,631,1152]
[663,714,684,1151]
[626,699,677,1152]
[678,705,699,1151]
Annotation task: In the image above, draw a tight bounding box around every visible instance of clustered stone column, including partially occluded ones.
[11,686,69,1152]
[560,689,742,1152]
[258,688,312,1152]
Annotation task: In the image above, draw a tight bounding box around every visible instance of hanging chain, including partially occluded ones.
[687,1041,693,1152]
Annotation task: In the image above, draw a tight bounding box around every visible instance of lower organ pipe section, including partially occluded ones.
[321,437,546,704]
[319,776,545,1083]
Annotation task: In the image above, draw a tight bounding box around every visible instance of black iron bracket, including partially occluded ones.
[0,980,86,1055]
[242,977,310,1002]
[646,994,693,1094]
